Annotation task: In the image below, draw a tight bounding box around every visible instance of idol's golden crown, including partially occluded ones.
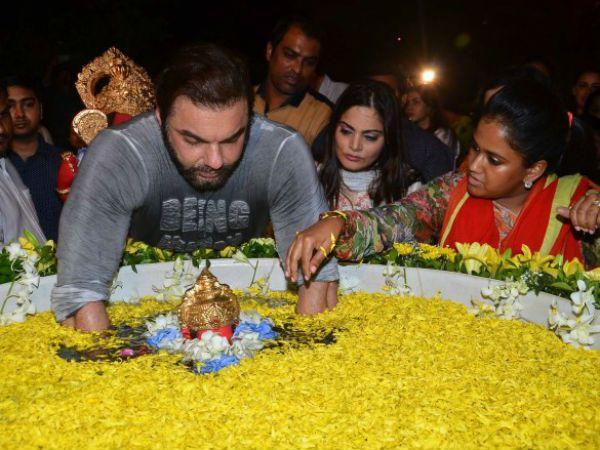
[75,47,154,116]
[178,265,240,331]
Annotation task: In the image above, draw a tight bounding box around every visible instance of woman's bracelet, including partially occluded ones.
[319,210,348,221]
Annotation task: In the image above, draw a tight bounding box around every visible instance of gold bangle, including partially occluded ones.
[320,210,348,221]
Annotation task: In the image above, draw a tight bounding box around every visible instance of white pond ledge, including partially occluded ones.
[1,259,591,348]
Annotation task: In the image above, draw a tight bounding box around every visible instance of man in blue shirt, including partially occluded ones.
[0,82,45,246]
[4,76,62,241]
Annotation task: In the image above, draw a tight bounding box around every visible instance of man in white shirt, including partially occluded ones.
[312,73,348,104]
[0,84,45,246]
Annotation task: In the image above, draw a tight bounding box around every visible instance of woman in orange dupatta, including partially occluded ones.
[284,80,599,312]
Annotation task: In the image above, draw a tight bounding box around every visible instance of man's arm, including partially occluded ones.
[51,129,148,329]
[267,132,339,313]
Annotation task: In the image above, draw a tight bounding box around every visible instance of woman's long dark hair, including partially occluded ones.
[315,80,407,208]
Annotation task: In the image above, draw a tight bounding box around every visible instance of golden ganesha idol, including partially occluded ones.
[178,264,240,340]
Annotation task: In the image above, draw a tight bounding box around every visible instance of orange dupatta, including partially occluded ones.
[439,174,594,261]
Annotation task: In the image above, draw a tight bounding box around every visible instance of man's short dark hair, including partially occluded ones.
[269,15,324,50]
[364,59,411,95]
[1,74,41,99]
[155,43,254,123]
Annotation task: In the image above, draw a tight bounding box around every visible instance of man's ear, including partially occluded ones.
[266,42,273,62]
[525,160,548,185]
[154,107,162,126]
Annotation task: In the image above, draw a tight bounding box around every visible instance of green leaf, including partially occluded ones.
[22,229,42,250]
[549,282,574,292]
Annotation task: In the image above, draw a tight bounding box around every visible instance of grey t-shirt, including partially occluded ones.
[51,112,338,321]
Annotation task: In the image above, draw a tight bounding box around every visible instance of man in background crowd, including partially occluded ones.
[311,71,348,104]
[0,83,45,246]
[254,16,333,145]
[4,75,62,241]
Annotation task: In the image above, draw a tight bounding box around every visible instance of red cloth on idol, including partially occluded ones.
[57,113,134,202]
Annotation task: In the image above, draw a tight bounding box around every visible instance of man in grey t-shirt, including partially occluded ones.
[53,44,338,331]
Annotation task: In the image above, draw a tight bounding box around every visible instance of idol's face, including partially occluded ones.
[266,26,320,97]
[159,96,249,191]
[467,118,539,201]
[334,106,385,172]
[572,71,600,111]
[7,85,41,139]
[0,93,13,155]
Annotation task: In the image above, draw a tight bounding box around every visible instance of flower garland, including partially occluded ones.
[143,310,278,374]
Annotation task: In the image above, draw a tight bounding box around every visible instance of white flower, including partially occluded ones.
[173,256,185,273]
[480,279,529,321]
[7,300,33,323]
[382,262,412,296]
[232,250,250,265]
[469,300,495,317]
[17,270,40,291]
[232,330,264,359]
[145,313,180,335]
[548,301,569,330]
[561,320,600,349]
[480,287,494,298]
[200,331,231,358]
[548,296,600,349]
[158,337,184,353]
[181,339,212,362]
[5,242,28,262]
[570,281,595,316]
[496,298,523,320]
[239,310,264,325]
[153,259,195,301]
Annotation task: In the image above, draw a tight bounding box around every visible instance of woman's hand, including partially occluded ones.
[557,190,600,234]
[285,216,345,282]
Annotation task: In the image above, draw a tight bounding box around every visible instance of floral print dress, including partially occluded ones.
[333,172,599,268]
